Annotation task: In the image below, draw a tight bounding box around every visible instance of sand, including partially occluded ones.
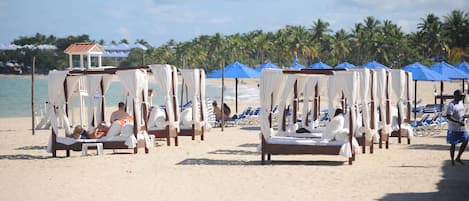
[1,81,469,201]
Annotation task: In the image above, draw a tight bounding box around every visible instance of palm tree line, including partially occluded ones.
[144,10,469,71]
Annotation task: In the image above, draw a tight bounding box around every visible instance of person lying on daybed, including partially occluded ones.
[67,114,135,139]
[68,122,110,139]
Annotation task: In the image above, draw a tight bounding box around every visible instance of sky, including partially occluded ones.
[1,0,468,47]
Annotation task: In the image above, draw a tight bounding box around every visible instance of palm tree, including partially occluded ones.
[442,10,469,49]
[418,13,444,60]
[310,19,332,42]
[331,29,350,63]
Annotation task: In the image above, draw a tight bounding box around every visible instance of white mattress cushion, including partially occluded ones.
[181,108,193,126]
[107,121,122,137]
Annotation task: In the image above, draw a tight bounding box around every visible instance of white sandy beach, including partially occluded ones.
[1,81,469,201]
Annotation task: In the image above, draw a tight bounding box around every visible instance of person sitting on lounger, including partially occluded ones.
[110,102,130,123]
[69,122,110,139]
[213,101,231,120]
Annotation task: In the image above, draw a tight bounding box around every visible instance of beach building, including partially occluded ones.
[64,42,104,69]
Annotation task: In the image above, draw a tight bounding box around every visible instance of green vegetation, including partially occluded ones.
[1,10,468,73]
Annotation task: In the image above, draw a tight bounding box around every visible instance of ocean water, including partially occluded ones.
[0,76,259,118]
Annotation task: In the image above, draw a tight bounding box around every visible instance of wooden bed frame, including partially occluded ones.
[50,66,151,157]
[261,69,355,165]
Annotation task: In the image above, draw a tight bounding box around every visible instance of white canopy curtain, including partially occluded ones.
[276,74,301,134]
[349,69,377,141]
[48,70,70,135]
[260,69,284,140]
[301,76,328,130]
[86,75,103,129]
[390,70,406,125]
[390,70,414,138]
[180,69,205,131]
[327,71,359,135]
[116,69,148,129]
[150,64,179,132]
[301,77,318,129]
[375,69,392,134]
[98,75,114,123]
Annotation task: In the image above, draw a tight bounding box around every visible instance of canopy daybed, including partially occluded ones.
[145,64,180,146]
[390,70,413,144]
[178,68,208,141]
[46,67,151,157]
[259,69,359,165]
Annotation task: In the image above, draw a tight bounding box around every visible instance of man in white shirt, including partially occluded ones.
[446,90,468,166]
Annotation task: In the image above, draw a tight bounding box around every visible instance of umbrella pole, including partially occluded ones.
[414,81,417,122]
[440,81,444,106]
[221,60,225,132]
[235,78,238,114]
[463,79,465,103]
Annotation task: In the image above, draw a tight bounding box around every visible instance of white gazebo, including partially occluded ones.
[64,42,104,69]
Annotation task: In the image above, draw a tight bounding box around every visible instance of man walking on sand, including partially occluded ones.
[446,89,468,166]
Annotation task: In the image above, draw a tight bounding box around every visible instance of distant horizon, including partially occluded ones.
[1,0,468,47]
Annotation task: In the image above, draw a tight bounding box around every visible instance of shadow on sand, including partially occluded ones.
[208,149,259,155]
[379,160,469,201]
[405,143,450,151]
[176,158,345,166]
[15,145,47,150]
[0,154,51,160]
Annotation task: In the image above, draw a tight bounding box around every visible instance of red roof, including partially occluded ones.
[64,42,103,54]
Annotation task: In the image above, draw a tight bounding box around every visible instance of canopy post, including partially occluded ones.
[440,81,444,106]
[31,56,35,135]
[235,78,238,114]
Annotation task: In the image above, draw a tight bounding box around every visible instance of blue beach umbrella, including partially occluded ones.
[429,61,469,106]
[207,61,260,114]
[361,60,391,70]
[255,62,280,72]
[308,61,332,69]
[402,62,449,81]
[455,61,469,74]
[402,62,450,120]
[429,61,469,79]
[335,62,356,69]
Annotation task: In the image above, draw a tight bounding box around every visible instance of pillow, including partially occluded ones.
[334,130,349,142]
[120,123,134,137]
[107,121,122,137]
[181,108,193,126]
[118,116,134,126]
[148,107,159,125]
[154,107,167,128]
[322,114,345,140]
